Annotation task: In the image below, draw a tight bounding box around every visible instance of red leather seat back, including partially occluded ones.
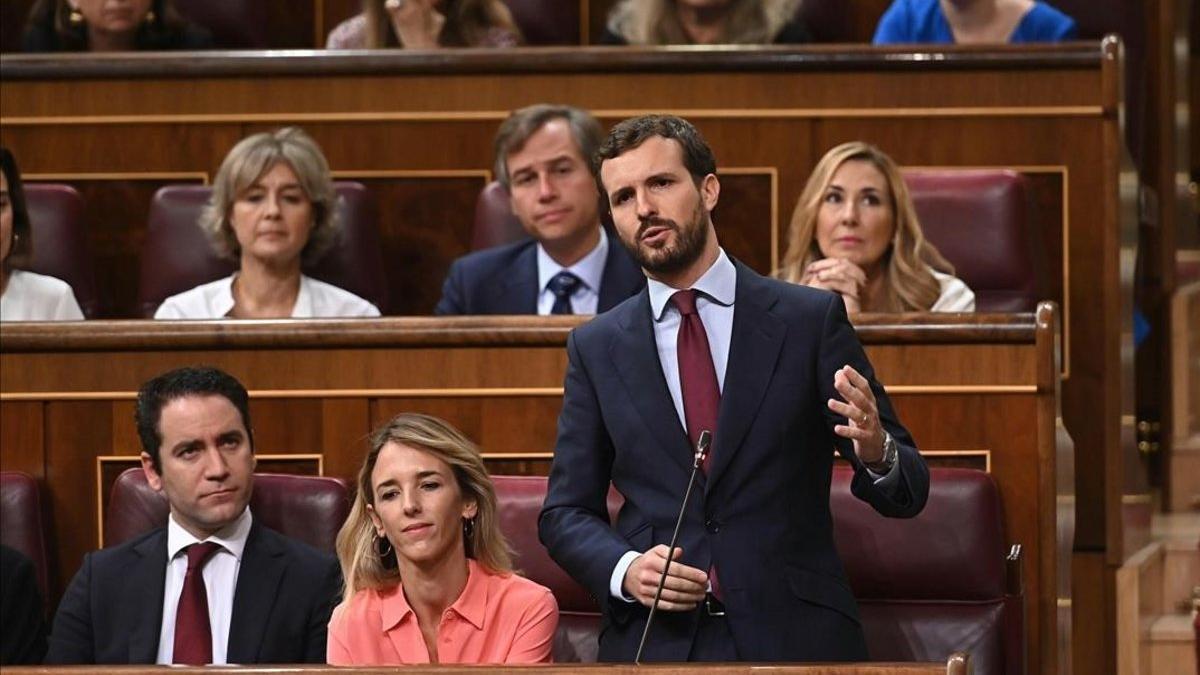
[904,170,1039,312]
[138,182,389,316]
[502,0,580,45]
[832,466,1019,675]
[22,184,100,318]
[173,0,268,48]
[492,475,621,662]
[472,181,526,251]
[0,471,50,603]
[105,469,349,554]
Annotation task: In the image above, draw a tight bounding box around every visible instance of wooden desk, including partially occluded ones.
[3,656,970,675]
[0,309,1066,675]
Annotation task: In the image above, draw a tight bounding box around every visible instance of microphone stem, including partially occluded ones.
[634,451,705,664]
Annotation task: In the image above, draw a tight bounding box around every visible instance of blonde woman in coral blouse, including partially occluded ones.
[328,413,558,665]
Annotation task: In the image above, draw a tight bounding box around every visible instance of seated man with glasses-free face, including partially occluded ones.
[435,104,645,316]
[46,366,341,665]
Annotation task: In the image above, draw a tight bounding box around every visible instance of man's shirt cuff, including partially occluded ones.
[609,550,641,601]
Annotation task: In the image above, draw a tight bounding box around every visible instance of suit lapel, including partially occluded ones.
[609,292,694,475]
[485,243,539,314]
[706,263,786,493]
[227,523,286,664]
[127,532,168,663]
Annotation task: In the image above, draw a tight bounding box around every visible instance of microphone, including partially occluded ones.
[634,429,711,665]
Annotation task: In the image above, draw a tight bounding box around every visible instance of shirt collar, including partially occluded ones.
[165,506,253,562]
[379,558,489,632]
[217,274,312,318]
[536,227,608,295]
[647,247,736,321]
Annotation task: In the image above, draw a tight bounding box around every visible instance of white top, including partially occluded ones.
[156,508,253,665]
[0,269,85,321]
[535,228,608,316]
[930,270,976,312]
[154,274,380,319]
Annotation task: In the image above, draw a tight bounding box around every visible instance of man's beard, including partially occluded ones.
[619,202,709,278]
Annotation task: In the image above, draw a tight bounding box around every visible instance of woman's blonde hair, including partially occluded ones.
[775,141,954,312]
[200,127,339,266]
[361,0,521,47]
[606,0,801,45]
[336,412,514,597]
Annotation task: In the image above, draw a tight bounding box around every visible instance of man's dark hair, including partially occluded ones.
[135,366,254,472]
[493,104,604,189]
[592,114,718,196]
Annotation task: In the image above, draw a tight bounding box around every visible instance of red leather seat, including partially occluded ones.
[0,471,50,604]
[138,182,389,316]
[21,184,101,318]
[471,180,526,251]
[173,0,268,49]
[104,469,350,554]
[904,170,1040,312]
[502,0,580,45]
[494,467,1021,672]
[492,476,621,663]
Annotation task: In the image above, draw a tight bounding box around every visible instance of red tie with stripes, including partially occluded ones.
[173,542,222,665]
[670,289,722,598]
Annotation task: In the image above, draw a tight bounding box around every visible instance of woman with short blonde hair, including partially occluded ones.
[155,127,379,319]
[328,413,557,664]
[776,141,974,313]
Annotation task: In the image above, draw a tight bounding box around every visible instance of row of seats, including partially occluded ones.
[24,170,1038,319]
[0,467,1021,673]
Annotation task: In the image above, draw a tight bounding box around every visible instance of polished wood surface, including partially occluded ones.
[0,311,1066,675]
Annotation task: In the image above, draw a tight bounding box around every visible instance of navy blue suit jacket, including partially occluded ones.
[45,521,341,665]
[434,235,645,315]
[539,260,929,662]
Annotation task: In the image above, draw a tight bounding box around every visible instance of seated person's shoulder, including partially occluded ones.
[450,238,537,276]
[154,277,229,319]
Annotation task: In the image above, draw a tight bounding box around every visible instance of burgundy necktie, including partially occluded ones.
[671,290,723,599]
[672,289,720,472]
[173,541,222,665]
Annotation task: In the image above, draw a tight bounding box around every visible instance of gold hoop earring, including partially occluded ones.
[68,7,84,25]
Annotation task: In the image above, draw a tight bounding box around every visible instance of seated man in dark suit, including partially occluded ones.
[46,366,341,665]
[435,104,645,315]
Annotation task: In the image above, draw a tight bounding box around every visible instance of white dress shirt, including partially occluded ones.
[0,269,85,321]
[608,249,897,600]
[156,507,253,665]
[535,228,608,316]
[154,274,380,319]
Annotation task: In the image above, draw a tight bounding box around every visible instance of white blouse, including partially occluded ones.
[0,269,85,321]
[930,270,976,312]
[154,274,381,319]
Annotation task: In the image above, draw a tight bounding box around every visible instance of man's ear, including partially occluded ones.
[140,452,164,492]
[700,173,720,212]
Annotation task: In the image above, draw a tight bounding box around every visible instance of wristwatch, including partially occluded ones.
[864,431,897,473]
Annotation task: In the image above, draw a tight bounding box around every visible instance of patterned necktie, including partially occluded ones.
[173,541,222,665]
[548,271,583,315]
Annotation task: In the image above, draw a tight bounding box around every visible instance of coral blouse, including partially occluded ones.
[327,559,558,664]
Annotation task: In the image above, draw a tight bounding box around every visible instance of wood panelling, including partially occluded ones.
[0,311,1067,675]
